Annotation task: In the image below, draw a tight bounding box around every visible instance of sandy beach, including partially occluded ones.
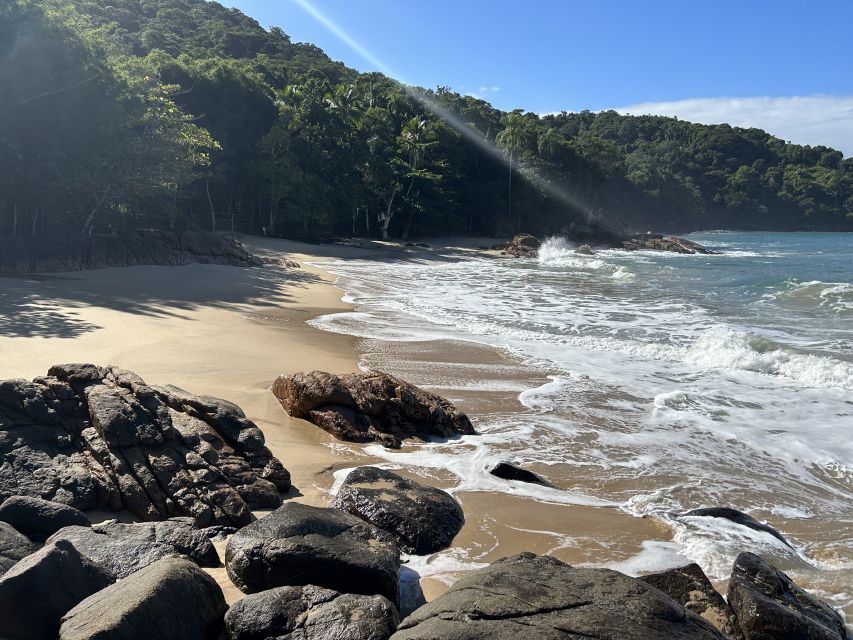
[0,235,668,604]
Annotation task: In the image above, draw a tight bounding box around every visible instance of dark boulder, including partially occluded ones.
[641,563,744,639]
[622,234,715,254]
[225,502,400,605]
[272,370,475,449]
[488,461,553,487]
[0,540,113,640]
[681,507,792,547]
[224,585,399,640]
[331,466,464,554]
[47,517,219,579]
[59,556,227,640]
[392,552,726,639]
[576,243,595,255]
[727,552,846,640]
[0,496,90,541]
[0,364,289,527]
[0,521,37,577]
[502,234,541,258]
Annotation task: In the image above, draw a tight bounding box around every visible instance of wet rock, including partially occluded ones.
[272,370,475,449]
[0,521,37,577]
[392,552,726,639]
[641,563,744,639]
[681,507,791,547]
[59,556,226,640]
[224,585,399,640]
[0,364,289,527]
[727,552,846,640]
[576,243,595,255]
[226,502,400,605]
[331,466,464,554]
[0,540,113,640]
[622,233,715,254]
[502,234,541,258]
[488,461,553,487]
[0,496,90,541]
[47,517,219,579]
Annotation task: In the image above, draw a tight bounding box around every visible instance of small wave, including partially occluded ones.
[765,279,853,315]
[685,326,853,391]
[611,266,636,280]
[537,237,609,270]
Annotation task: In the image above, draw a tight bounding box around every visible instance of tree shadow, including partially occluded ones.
[0,264,323,339]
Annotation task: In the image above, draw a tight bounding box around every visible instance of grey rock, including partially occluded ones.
[59,556,226,640]
[727,551,846,640]
[0,364,289,527]
[576,244,595,255]
[622,234,715,254]
[681,507,791,548]
[224,584,399,640]
[392,552,727,639]
[641,563,744,639]
[272,370,475,449]
[226,502,400,605]
[0,521,37,577]
[47,517,219,579]
[0,495,90,541]
[502,234,541,258]
[331,466,463,554]
[0,540,113,639]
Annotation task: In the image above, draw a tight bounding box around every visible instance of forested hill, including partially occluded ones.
[1,0,851,241]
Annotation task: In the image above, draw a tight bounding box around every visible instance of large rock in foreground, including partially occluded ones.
[224,585,399,640]
[0,496,90,541]
[272,370,475,448]
[0,540,113,640]
[331,466,464,554]
[392,553,726,639]
[59,557,226,640]
[0,521,37,577]
[641,563,744,639]
[727,552,846,640]
[226,502,400,605]
[47,517,219,579]
[0,364,289,526]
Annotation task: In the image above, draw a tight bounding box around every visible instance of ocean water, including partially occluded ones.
[309,231,852,617]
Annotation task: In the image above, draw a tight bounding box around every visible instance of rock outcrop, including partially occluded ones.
[0,364,289,527]
[488,461,553,487]
[47,517,219,579]
[0,496,90,542]
[681,507,792,548]
[225,502,400,605]
[0,521,37,577]
[392,552,726,639]
[59,557,227,640]
[727,552,846,640]
[224,585,399,640]
[502,234,541,258]
[0,540,113,640]
[641,563,744,639]
[331,466,464,554]
[0,230,262,275]
[622,233,715,254]
[272,370,476,449]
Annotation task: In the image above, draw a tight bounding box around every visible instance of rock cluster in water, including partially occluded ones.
[622,232,716,254]
[0,364,290,527]
[272,370,476,448]
[0,368,846,640]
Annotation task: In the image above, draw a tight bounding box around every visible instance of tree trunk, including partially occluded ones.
[12,202,18,237]
[31,206,39,237]
[507,149,514,231]
[380,188,398,241]
[206,178,216,232]
[81,189,109,235]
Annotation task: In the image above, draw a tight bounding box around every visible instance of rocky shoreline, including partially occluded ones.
[0,365,847,639]
[499,231,717,257]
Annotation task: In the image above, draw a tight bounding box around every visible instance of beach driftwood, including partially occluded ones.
[272,370,476,448]
[0,364,290,527]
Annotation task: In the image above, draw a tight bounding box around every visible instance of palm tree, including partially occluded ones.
[496,112,533,232]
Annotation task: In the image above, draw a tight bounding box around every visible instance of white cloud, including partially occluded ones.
[613,95,853,157]
[464,85,501,101]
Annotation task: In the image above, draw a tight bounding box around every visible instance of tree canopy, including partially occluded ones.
[1,0,850,239]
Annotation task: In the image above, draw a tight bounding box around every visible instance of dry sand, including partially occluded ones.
[0,235,664,605]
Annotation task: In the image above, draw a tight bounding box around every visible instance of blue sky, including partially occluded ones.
[223,0,853,154]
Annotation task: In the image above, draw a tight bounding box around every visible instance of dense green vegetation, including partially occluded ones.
[1,0,851,240]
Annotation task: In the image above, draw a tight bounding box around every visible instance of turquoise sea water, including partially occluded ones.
[311,231,852,618]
